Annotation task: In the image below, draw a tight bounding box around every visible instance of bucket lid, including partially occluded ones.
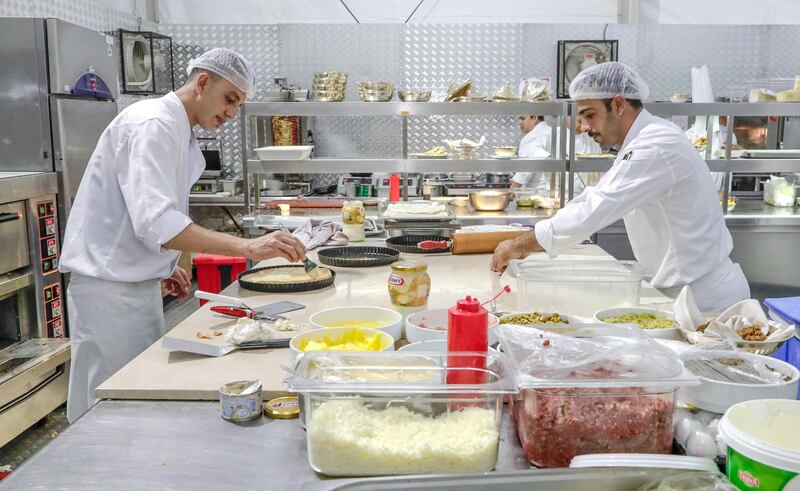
[570,453,718,472]
[764,297,800,325]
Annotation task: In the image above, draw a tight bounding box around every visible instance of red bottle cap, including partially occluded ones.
[456,295,481,312]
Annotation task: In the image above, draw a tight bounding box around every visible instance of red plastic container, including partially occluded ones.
[192,254,246,305]
[446,295,488,385]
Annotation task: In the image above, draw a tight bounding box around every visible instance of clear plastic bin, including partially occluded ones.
[285,351,517,477]
[496,324,698,468]
[513,188,539,207]
[510,260,644,319]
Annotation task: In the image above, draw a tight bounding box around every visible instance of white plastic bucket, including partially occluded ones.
[719,399,800,489]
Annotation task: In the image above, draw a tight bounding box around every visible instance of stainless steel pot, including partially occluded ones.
[469,190,512,211]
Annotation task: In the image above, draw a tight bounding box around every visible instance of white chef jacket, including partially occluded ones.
[60,92,205,282]
[685,125,738,191]
[511,121,552,192]
[534,109,749,312]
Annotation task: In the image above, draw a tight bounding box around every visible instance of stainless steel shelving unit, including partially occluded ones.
[569,102,800,211]
[240,101,568,214]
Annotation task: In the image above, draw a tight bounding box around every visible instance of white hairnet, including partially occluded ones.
[186,48,255,95]
[569,62,650,101]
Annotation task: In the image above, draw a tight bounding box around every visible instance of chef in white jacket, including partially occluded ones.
[59,49,307,422]
[492,62,749,313]
[510,115,552,193]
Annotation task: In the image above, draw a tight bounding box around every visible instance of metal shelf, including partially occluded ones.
[571,158,800,173]
[242,101,567,117]
[645,102,800,117]
[246,158,567,174]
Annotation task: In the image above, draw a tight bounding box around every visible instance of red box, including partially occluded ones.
[192,254,247,305]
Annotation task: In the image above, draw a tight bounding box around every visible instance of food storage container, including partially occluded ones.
[309,305,403,341]
[512,187,539,207]
[509,260,643,319]
[289,327,395,361]
[253,145,314,161]
[388,260,431,307]
[285,351,517,477]
[594,307,682,340]
[496,323,698,468]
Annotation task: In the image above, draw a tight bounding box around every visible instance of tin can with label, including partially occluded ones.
[219,380,263,422]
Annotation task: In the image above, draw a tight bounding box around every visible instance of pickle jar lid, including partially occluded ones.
[391,260,428,272]
[264,396,300,419]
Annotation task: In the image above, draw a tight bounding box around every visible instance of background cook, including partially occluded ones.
[491,62,750,313]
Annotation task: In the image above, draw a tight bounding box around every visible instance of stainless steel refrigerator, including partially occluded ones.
[0,17,119,233]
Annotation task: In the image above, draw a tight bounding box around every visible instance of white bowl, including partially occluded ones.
[254,145,313,161]
[594,307,682,340]
[405,309,499,344]
[289,327,395,358]
[309,306,403,341]
[498,311,583,326]
[398,339,500,354]
[678,350,800,413]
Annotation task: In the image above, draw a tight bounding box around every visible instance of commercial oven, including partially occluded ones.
[0,172,68,447]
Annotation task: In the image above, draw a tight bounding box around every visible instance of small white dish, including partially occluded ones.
[594,307,681,340]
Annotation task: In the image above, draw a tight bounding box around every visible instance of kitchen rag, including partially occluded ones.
[291,219,348,250]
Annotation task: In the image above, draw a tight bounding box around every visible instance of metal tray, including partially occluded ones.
[316,246,399,267]
[379,200,456,222]
[237,265,336,293]
[385,235,451,254]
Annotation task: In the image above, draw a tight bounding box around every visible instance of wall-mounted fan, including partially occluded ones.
[119,29,174,95]
[556,40,619,99]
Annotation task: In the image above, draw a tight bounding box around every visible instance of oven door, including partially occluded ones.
[0,201,30,276]
[0,270,36,347]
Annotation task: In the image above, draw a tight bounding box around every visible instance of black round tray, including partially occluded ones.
[317,246,400,268]
[237,265,336,293]
[385,235,451,254]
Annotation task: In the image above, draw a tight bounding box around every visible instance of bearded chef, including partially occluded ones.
[491,62,749,313]
[59,48,307,422]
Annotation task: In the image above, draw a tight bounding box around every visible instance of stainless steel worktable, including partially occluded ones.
[1,400,531,490]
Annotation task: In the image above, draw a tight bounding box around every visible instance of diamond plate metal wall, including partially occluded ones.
[404,24,523,158]
[161,24,281,179]
[0,0,157,32]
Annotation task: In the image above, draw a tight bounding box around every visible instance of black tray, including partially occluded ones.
[238,265,336,293]
[385,235,451,254]
[317,246,400,268]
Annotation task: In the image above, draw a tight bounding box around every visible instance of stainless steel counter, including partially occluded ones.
[1,400,530,490]
[2,400,688,490]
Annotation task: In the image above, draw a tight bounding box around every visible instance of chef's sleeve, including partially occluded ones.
[511,172,532,186]
[534,147,674,256]
[116,118,192,253]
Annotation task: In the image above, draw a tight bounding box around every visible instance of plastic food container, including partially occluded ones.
[253,145,313,161]
[678,350,800,413]
[289,327,395,361]
[719,399,800,489]
[513,188,539,208]
[594,307,682,340]
[510,260,643,319]
[309,306,403,342]
[496,323,698,468]
[285,351,517,477]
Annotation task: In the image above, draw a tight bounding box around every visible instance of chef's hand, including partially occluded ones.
[245,230,306,263]
[491,233,541,273]
[163,266,191,299]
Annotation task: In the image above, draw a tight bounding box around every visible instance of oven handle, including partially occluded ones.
[0,365,64,415]
[0,212,21,224]
[0,269,33,298]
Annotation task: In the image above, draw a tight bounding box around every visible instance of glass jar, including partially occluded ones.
[388,260,431,307]
[341,200,365,242]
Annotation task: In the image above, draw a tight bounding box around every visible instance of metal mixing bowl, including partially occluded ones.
[398,90,432,102]
[469,190,512,211]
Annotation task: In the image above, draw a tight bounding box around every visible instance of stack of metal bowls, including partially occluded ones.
[398,90,431,102]
[357,82,394,102]
[312,71,347,102]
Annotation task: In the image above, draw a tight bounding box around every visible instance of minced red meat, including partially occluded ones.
[512,366,675,467]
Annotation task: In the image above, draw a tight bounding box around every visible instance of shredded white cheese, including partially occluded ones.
[307,400,499,476]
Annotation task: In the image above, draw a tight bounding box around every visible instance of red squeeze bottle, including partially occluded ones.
[446,295,488,386]
[389,173,401,202]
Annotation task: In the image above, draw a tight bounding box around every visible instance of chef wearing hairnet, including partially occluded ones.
[59,48,307,422]
[510,115,552,193]
[492,62,749,313]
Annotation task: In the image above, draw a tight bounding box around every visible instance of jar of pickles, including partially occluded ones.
[388,260,431,307]
[341,200,365,242]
